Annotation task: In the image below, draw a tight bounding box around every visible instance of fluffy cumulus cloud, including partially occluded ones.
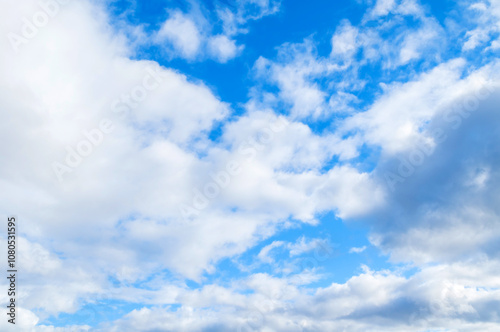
[155,10,203,59]
[152,0,280,62]
[1,0,500,331]
[154,9,244,62]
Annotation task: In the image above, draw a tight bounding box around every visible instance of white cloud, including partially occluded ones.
[207,34,243,63]
[341,58,495,154]
[459,0,500,51]
[349,246,367,254]
[256,237,332,267]
[365,0,424,20]
[257,241,285,264]
[253,41,340,118]
[287,237,327,257]
[252,2,446,120]
[463,28,490,51]
[398,18,441,64]
[331,20,359,60]
[369,0,398,18]
[156,11,202,59]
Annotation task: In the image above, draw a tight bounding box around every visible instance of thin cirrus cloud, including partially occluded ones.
[1,0,500,331]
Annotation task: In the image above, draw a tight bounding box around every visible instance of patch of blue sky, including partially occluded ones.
[42,299,149,328]
[313,212,393,283]
[318,143,380,174]
[239,0,364,54]
[128,269,182,290]
[346,143,381,173]
[194,211,393,289]
[423,0,458,24]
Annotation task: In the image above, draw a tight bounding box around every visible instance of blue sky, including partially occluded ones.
[1,0,500,331]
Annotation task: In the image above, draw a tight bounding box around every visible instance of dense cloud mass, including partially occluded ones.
[1,0,500,331]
